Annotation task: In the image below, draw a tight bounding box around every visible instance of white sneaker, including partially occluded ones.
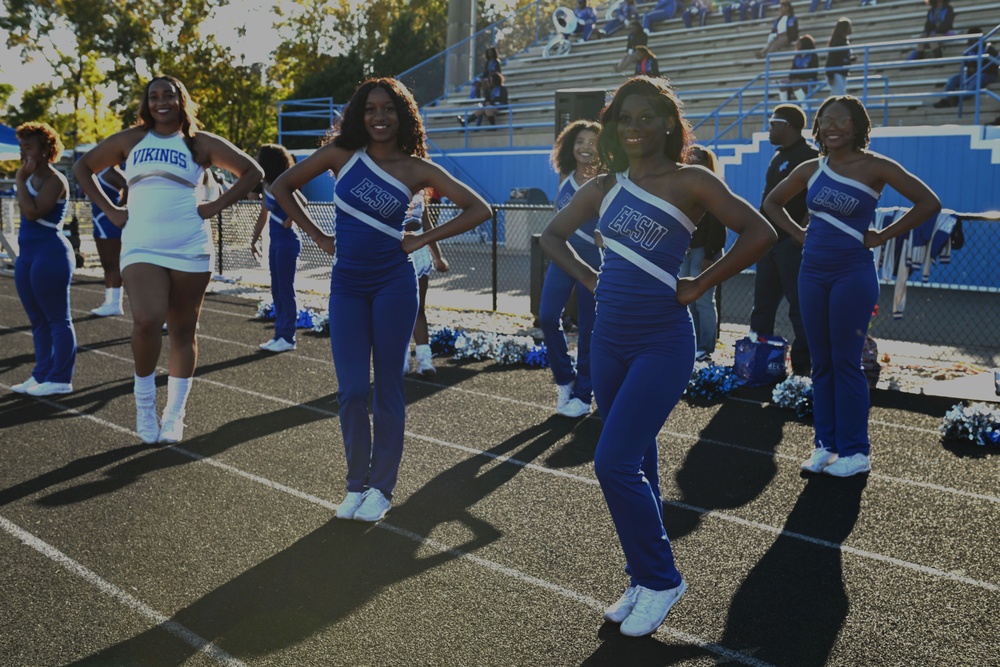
[11,377,40,394]
[619,581,687,637]
[354,488,391,522]
[336,491,365,520]
[556,382,574,412]
[823,453,871,477]
[259,338,296,353]
[604,586,639,623]
[800,447,838,473]
[558,397,591,418]
[136,404,159,445]
[158,413,185,444]
[414,345,436,377]
[90,302,124,317]
[26,381,73,396]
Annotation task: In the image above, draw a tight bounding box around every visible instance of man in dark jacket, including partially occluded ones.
[750,104,818,376]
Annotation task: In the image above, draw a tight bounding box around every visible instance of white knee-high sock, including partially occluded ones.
[134,372,156,406]
[164,376,192,418]
[109,287,122,307]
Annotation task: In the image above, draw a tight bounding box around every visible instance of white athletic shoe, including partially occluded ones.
[556,382,574,412]
[619,581,687,637]
[823,453,871,477]
[558,397,591,418]
[26,381,73,396]
[415,346,436,377]
[604,586,639,623]
[136,404,160,445]
[800,447,838,473]
[259,338,296,353]
[90,302,124,317]
[354,488,391,522]
[158,413,185,444]
[336,491,365,520]
[11,377,40,394]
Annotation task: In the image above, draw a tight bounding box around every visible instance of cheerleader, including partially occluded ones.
[89,165,127,316]
[271,78,491,523]
[539,120,601,418]
[11,122,76,396]
[404,188,449,377]
[251,144,302,353]
[74,75,263,445]
[541,77,775,636]
[763,95,940,477]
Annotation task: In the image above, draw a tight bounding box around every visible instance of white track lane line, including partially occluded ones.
[0,516,248,667]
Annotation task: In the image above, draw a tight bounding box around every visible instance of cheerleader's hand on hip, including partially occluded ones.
[675,276,704,306]
[197,201,222,220]
[863,228,884,249]
[107,206,128,229]
[400,233,424,255]
[315,234,336,256]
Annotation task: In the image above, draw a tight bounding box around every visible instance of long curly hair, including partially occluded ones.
[813,95,871,155]
[597,76,693,174]
[329,78,427,159]
[135,75,203,162]
[551,119,601,176]
[15,122,64,162]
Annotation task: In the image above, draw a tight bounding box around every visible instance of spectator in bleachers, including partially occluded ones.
[825,17,855,96]
[601,0,641,37]
[634,45,662,76]
[682,0,714,28]
[642,0,679,31]
[616,18,649,72]
[780,34,820,101]
[757,1,799,58]
[462,72,508,127]
[574,0,600,41]
[907,0,955,60]
[808,0,832,13]
[473,47,502,99]
[933,28,998,107]
[722,0,754,23]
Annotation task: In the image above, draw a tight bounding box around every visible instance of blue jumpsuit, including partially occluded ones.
[91,168,123,240]
[330,149,418,499]
[264,189,301,345]
[799,158,881,458]
[591,173,696,591]
[540,173,601,404]
[14,178,76,384]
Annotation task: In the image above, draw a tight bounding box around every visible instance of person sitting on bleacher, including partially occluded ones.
[933,28,998,107]
[601,0,641,37]
[723,0,755,23]
[907,0,956,60]
[780,34,820,101]
[574,0,600,40]
[616,18,650,72]
[463,73,509,127]
[634,45,662,76]
[757,0,799,57]
[642,0,679,31]
[682,0,714,28]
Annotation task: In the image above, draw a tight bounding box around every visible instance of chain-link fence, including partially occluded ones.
[1,198,996,366]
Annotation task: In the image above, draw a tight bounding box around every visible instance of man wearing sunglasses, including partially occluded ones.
[750,104,818,376]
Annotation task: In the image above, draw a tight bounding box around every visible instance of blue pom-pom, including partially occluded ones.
[430,327,463,355]
[255,300,276,320]
[772,376,814,417]
[686,363,740,401]
[940,402,1000,447]
[523,344,548,368]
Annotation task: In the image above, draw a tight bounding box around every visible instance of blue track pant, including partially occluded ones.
[591,323,693,590]
[14,235,76,384]
[539,263,596,403]
[269,235,301,344]
[798,259,878,456]
[329,262,418,499]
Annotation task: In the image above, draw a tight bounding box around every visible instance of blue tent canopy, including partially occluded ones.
[0,122,19,160]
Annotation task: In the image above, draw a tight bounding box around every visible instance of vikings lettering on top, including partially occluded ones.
[605,205,670,250]
[131,147,188,169]
[350,178,404,217]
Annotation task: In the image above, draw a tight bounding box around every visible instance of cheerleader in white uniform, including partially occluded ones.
[271,78,490,523]
[763,96,940,477]
[75,75,263,445]
[541,77,775,637]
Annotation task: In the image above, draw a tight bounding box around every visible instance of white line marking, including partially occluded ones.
[0,516,248,667]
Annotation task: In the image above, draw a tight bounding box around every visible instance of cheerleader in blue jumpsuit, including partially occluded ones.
[89,165,127,317]
[271,78,491,523]
[540,120,601,418]
[541,77,776,637]
[763,96,940,477]
[251,144,302,353]
[11,122,76,397]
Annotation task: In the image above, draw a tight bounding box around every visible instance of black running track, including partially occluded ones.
[1,273,997,667]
